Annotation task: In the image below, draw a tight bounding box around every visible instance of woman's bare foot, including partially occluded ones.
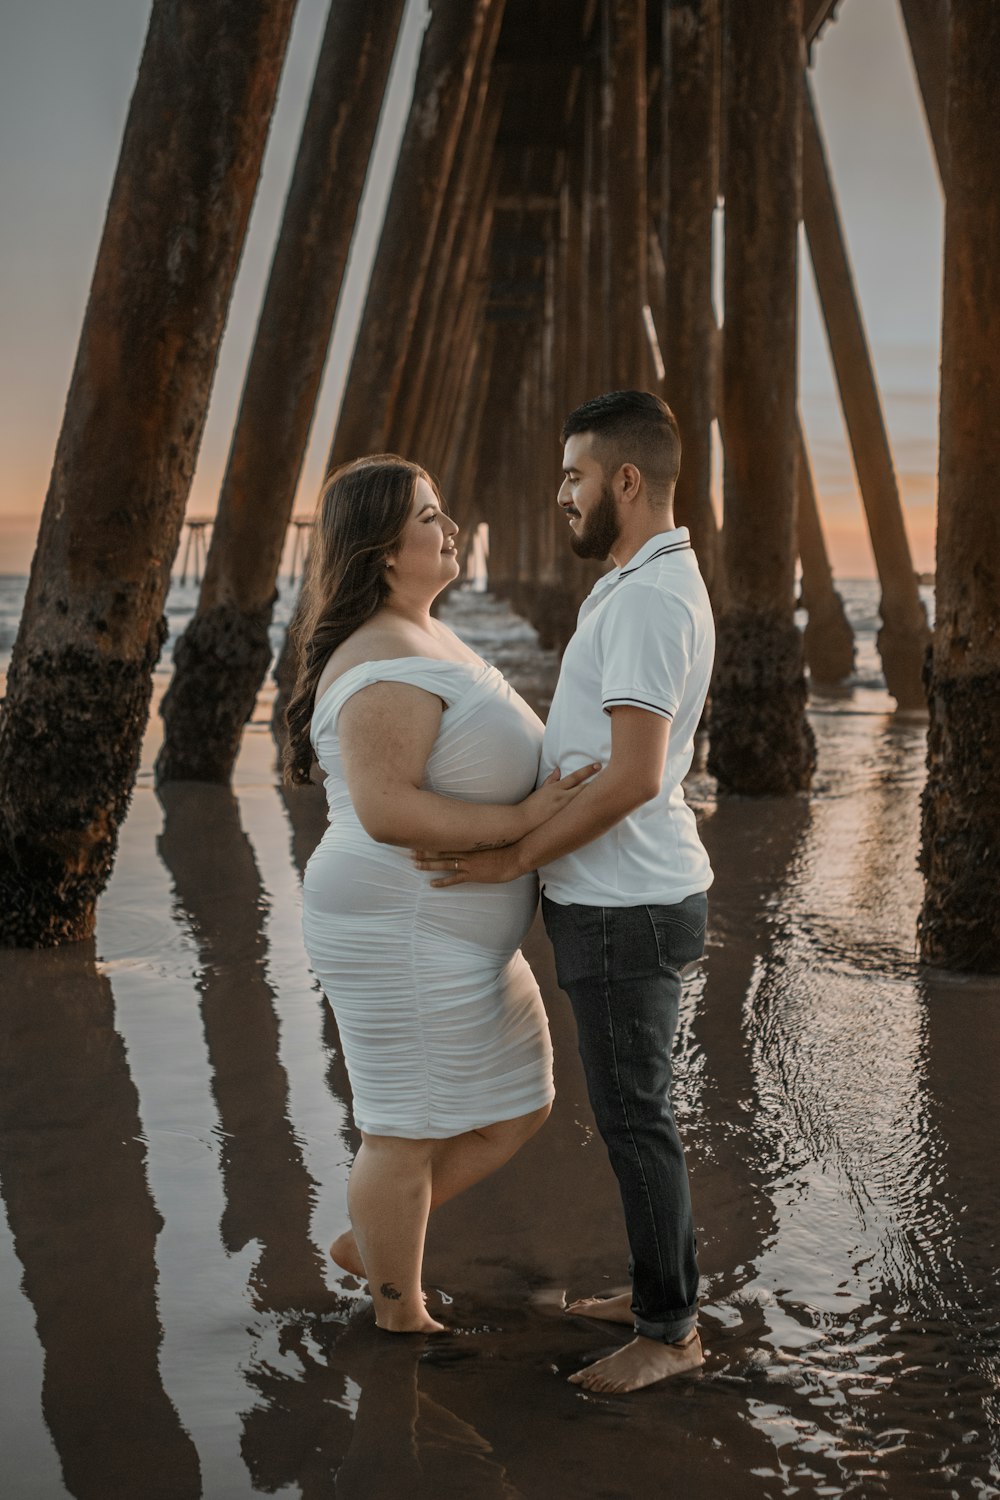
[329,1229,366,1277]
[375,1309,446,1335]
[565,1291,633,1326]
[568,1329,704,1393]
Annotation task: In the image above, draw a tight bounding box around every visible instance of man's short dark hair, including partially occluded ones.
[561,390,681,497]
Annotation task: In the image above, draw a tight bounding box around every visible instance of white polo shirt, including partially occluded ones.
[539,528,715,907]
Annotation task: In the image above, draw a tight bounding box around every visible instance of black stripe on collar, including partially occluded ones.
[619,541,692,576]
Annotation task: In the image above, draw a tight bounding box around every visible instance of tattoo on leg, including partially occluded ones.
[379,1282,402,1301]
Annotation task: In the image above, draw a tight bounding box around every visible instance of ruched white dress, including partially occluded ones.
[302,656,554,1139]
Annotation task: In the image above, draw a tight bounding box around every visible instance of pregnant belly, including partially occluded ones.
[303,836,539,960]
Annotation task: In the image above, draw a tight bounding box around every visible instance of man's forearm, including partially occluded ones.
[513,771,647,875]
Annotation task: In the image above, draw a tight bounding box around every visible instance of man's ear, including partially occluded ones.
[619,462,642,501]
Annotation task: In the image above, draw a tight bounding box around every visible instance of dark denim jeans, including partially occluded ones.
[542,891,707,1343]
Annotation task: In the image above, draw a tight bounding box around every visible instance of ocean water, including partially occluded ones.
[0,571,934,701]
[2,574,998,1500]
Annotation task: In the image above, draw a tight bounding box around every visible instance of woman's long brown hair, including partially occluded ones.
[282,455,438,786]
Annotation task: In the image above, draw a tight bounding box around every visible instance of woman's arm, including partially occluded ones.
[413,706,670,883]
[338,681,597,848]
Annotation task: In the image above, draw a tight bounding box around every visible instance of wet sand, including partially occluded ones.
[1,591,998,1499]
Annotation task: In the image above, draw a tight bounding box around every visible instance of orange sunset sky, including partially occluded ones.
[0,0,943,579]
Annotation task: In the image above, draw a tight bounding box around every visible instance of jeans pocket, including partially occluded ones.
[646,894,707,974]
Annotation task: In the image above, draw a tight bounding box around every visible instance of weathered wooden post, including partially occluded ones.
[662,0,722,595]
[601,0,650,390]
[796,423,855,684]
[0,0,297,948]
[582,70,605,397]
[709,0,816,795]
[442,321,498,505]
[388,20,506,463]
[328,0,501,468]
[157,0,406,785]
[419,152,502,474]
[919,0,1000,971]
[801,77,930,710]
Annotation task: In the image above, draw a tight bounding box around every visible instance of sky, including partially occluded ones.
[0,0,944,578]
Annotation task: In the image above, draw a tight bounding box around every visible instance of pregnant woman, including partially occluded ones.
[283,455,596,1334]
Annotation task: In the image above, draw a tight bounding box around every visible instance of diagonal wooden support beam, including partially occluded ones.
[898,0,951,189]
[801,73,930,709]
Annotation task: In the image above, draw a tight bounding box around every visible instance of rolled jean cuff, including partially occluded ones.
[634,1307,698,1344]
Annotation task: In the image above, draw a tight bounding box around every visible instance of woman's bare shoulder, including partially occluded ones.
[314,620,436,702]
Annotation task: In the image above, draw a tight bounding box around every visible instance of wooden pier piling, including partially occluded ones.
[661,0,723,595]
[709,0,817,795]
[919,0,1000,971]
[0,0,297,946]
[157,0,406,786]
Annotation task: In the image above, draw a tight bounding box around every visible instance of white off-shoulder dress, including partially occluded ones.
[302,656,554,1139]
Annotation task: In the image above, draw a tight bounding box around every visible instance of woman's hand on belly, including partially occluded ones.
[411,844,524,887]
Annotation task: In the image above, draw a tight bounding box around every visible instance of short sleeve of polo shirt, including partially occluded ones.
[599,582,693,720]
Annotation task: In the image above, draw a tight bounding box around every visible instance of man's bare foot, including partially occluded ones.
[376,1310,446,1335]
[568,1329,703,1393]
[565,1291,633,1326]
[329,1229,365,1278]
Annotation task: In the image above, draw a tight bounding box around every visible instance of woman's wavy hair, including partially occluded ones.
[282,454,439,786]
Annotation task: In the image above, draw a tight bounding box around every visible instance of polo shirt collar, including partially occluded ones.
[591,528,692,595]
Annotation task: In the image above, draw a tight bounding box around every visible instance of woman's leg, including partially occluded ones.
[332,1105,551,1278]
[429,1103,551,1204]
[346,1134,444,1333]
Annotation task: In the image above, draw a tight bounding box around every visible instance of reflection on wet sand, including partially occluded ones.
[160,783,371,1491]
[918,969,1000,1476]
[687,708,1000,1494]
[4,593,1000,1498]
[157,782,329,1313]
[279,781,361,1163]
[0,946,201,1499]
[692,793,812,1311]
[332,1332,524,1500]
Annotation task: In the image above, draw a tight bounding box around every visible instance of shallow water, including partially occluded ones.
[1,584,998,1500]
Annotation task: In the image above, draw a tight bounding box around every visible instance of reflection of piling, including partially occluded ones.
[0,949,202,1497]
[801,77,930,709]
[919,0,1000,972]
[710,0,816,796]
[0,0,297,947]
[157,783,330,1307]
[157,0,407,787]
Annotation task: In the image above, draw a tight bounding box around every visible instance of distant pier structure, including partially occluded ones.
[176,516,313,585]
[1,0,997,970]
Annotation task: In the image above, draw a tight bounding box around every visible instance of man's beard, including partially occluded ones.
[570,482,620,560]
